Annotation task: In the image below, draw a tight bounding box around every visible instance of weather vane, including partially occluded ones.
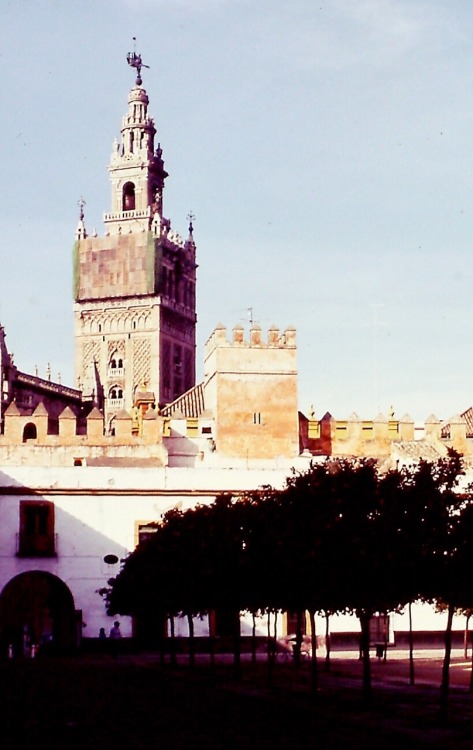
[187,211,195,233]
[126,37,149,86]
[78,196,86,221]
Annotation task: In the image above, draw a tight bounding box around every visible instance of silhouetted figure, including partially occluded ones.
[109,621,121,657]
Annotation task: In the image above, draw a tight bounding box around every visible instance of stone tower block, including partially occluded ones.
[203,325,299,459]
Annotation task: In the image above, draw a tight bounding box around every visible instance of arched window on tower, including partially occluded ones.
[108,352,124,377]
[108,386,124,408]
[123,182,135,211]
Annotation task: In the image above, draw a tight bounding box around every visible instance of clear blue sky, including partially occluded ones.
[2,0,473,423]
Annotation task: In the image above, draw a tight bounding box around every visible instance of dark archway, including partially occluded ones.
[0,571,77,657]
[122,181,135,211]
[23,422,37,442]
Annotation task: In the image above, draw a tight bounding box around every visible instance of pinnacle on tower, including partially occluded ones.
[75,197,87,240]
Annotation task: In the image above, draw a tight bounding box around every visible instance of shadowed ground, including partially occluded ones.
[1,650,473,749]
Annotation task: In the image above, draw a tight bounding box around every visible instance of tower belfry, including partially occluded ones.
[73,51,197,425]
[104,52,168,237]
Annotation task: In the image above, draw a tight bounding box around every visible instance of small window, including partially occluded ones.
[18,501,56,557]
[137,522,159,546]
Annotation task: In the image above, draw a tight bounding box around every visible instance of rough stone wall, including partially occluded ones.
[73,233,156,302]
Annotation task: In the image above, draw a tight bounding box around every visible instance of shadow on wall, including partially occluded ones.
[0,471,133,657]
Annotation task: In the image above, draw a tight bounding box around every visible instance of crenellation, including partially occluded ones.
[268,326,280,346]
[205,324,299,355]
[249,325,262,346]
[281,326,296,347]
[424,414,441,440]
[232,325,244,344]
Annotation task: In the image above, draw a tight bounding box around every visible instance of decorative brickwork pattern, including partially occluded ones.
[82,341,101,380]
[108,340,126,358]
[132,338,151,389]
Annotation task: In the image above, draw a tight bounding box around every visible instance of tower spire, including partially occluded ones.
[103,47,168,236]
[75,196,87,240]
[126,38,149,86]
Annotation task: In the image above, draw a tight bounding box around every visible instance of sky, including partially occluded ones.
[2,0,473,423]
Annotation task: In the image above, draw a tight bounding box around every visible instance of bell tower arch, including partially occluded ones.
[73,50,197,424]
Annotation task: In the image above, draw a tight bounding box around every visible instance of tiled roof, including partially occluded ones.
[392,439,446,461]
[160,382,205,419]
[460,406,473,437]
[441,407,473,438]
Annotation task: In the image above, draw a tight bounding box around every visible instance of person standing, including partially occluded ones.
[109,620,121,657]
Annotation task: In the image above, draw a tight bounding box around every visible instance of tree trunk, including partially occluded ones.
[233,611,241,680]
[439,603,455,724]
[464,614,470,659]
[158,616,166,666]
[359,611,372,705]
[208,613,215,669]
[187,613,195,668]
[408,601,415,686]
[309,610,318,694]
[267,611,274,685]
[325,612,331,672]
[470,628,473,693]
[266,611,272,662]
[293,611,303,667]
[251,612,257,665]
[169,615,177,667]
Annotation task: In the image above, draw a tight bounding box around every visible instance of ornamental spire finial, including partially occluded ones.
[126,37,149,86]
[76,196,87,240]
[78,196,86,221]
[187,211,195,236]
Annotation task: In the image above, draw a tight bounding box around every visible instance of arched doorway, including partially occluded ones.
[0,572,77,657]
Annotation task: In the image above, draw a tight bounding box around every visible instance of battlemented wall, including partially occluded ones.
[299,409,473,462]
[0,402,167,467]
[204,324,299,459]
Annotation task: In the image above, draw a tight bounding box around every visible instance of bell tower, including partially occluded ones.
[104,51,168,236]
[73,50,197,427]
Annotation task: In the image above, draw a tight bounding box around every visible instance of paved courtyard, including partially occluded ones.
[1,648,473,749]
